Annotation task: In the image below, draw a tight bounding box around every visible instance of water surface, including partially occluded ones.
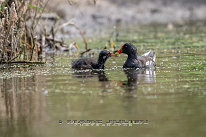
[0,24,206,137]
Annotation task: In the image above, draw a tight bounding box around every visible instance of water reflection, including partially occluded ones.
[123,69,156,92]
[72,70,110,93]
[72,70,109,81]
[71,68,156,93]
[0,76,47,137]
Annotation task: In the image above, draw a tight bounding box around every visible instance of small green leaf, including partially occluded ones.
[0,2,6,16]
[27,4,43,10]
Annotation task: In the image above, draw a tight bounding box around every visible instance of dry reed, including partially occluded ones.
[0,0,47,63]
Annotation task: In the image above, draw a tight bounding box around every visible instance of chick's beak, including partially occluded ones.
[110,52,115,56]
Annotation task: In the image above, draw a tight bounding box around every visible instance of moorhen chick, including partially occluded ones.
[72,50,114,70]
[115,43,156,69]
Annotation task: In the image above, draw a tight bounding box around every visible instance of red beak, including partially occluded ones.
[116,46,123,55]
[110,52,115,56]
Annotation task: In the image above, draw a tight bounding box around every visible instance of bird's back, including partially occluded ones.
[72,58,97,70]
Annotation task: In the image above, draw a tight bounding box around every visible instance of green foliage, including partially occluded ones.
[27,4,43,11]
[0,1,6,16]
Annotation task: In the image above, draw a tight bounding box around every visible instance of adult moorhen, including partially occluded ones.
[72,50,114,70]
[115,43,156,69]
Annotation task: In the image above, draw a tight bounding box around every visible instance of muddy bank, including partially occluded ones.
[44,0,206,40]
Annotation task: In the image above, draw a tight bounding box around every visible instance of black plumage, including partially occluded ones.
[72,50,112,70]
[116,43,156,69]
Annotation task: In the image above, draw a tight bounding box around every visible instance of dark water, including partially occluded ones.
[0,24,206,137]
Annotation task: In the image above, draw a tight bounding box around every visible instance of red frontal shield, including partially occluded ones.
[116,45,123,55]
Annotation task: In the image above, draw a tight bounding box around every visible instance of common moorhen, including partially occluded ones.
[115,43,156,68]
[72,50,114,70]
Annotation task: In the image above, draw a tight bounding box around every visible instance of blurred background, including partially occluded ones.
[44,0,206,39]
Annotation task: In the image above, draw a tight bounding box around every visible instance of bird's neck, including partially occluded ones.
[96,57,107,69]
[128,52,138,60]
[97,58,105,65]
[91,58,106,69]
[92,63,104,69]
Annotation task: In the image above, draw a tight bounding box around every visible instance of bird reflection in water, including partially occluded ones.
[72,70,110,93]
[123,69,156,92]
[72,70,108,81]
[72,68,156,93]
